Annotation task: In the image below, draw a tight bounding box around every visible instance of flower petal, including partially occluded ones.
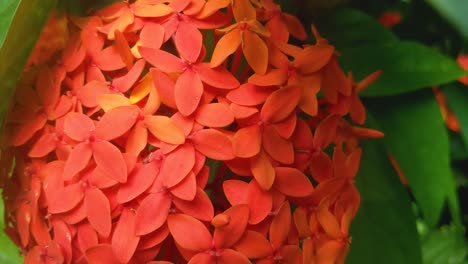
[112,59,146,92]
[313,114,340,149]
[135,192,172,235]
[139,47,185,73]
[210,29,241,68]
[232,125,261,158]
[63,143,93,180]
[261,85,301,123]
[194,103,234,128]
[173,188,214,221]
[95,105,139,140]
[243,30,268,74]
[174,22,202,62]
[175,70,204,116]
[226,83,272,106]
[234,230,272,259]
[196,63,240,89]
[93,46,126,71]
[250,151,275,191]
[48,183,84,214]
[132,3,174,17]
[10,114,47,146]
[97,94,131,112]
[125,121,148,155]
[262,125,294,164]
[213,205,250,248]
[77,223,98,252]
[246,180,272,224]
[145,115,186,144]
[114,30,134,70]
[63,112,95,142]
[223,180,248,205]
[167,213,212,252]
[85,244,121,264]
[274,167,313,197]
[92,140,128,183]
[140,22,165,50]
[160,144,196,187]
[151,69,177,109]
[85,188,112,237]
[294,44,334,74]
[218,249,251,264]
[112,208,140,263]
[117,162,159,203]
[28,133,57,158]
[248,68,288,86]
[269,201,291,249]
[190,129,235,160]
[170,172,197,201]
[232,0,256,21]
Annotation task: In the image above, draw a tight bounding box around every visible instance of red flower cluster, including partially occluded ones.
[1,0,383,263]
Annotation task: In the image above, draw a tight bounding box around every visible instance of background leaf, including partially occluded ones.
[422,224,468,264]
[313,8,398,49]
[340,41,466,97]
[0,201,22,263]
[427,0,468,40]
[443,84,468,148]
[347,139,422,264]
[0,0,20,48]
[364,90,460,227]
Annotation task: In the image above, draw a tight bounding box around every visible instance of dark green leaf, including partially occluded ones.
[0,0,20,48]
[338,41,466,96]
[364,90,459,227]
[0,0,57,126]
[347,139,422,264]
[443,83,468,147]
[427,0,468,40]
[422,224,468,264]
[314,8,398,49]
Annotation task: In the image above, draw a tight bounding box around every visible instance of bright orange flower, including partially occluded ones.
[211,0,271,74]
[2,0,382,262]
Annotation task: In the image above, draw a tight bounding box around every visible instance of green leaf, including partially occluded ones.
[0,0,20,48]
[422,224,468,264]
[347,139,422,264]
[427,0,468,40]
[0,0,57,127]
[364,90,459,227]
[314,8,398,50]
[0,198,22,263]
[338,41,466,97]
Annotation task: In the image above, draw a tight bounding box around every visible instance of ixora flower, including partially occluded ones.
[0,0,383,263]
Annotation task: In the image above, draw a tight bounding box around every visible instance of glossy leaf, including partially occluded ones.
[427,0,468,39]
[422,224,468,263]
[347,140,422,264]
[339,41,465,97]
[365,91,459,227]
[314,8,398,50]
[0,201,23,263]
